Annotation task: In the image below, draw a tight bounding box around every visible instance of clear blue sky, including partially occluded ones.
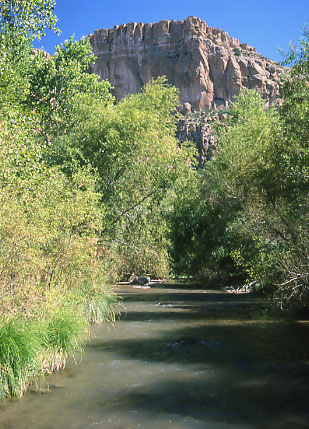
[35,0,308,62]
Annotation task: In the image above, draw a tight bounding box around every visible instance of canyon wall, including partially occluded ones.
[89,16,284,111]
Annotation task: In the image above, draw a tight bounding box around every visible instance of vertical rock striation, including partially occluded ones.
[89,16,284,111]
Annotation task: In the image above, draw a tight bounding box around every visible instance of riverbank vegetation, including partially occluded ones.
[0,0,308,400]
[169,29,308,310]
[0,0,194,399]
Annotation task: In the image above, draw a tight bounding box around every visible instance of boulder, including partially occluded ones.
[130,276,150,286]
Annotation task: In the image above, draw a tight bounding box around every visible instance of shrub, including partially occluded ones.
[233,47,241,57]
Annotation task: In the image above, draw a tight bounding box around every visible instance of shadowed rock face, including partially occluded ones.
[89,16,284,111]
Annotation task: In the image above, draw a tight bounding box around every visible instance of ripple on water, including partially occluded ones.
[0,285,308,429]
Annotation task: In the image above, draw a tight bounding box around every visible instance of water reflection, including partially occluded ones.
[0,283,308,428]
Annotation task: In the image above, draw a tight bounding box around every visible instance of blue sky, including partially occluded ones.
[35,0,308,62]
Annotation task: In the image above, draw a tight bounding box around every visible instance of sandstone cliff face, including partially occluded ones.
[89,16,284,111]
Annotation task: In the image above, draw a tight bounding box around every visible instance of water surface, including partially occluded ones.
[0,283,308,428]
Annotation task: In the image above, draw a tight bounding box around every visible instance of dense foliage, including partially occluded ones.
[0,0,194,398]
[169,29,308,310]
[0,0,58,39]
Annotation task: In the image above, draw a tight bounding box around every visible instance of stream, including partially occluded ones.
[0,282,308,428]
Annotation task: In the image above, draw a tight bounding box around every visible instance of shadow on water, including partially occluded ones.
[0,282,308,428]
[88,284,309,427]
[96,375,309,427]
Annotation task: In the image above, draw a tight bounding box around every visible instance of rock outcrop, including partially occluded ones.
[31,48,51,59]
[89,16,284,111]
[177,110,226,166]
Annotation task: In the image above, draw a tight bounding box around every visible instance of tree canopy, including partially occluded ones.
[0,0,58,38]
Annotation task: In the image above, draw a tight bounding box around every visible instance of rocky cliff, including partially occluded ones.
[89,16,284,111]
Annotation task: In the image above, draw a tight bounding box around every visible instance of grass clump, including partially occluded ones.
[38,310,88,373]
[0,287,119,399]
[0,319,42,399]
[86,292,119,324]
[44,313,86,354]
[72,283,120,324]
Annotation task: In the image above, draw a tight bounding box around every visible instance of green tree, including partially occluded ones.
[0,0,58,39]
[0,29,33,109]
[0,0,59,108]
[26,36,113,133]
[169,91,284,282]
[0,0,123,400]
[169,84,308,308]
[280,25,309,145]
[275,27,309,308]
[52,77,194,277]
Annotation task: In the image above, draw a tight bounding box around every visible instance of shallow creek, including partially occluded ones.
[0,283,309,428]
